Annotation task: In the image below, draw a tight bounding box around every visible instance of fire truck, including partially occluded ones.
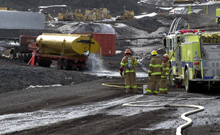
[216,7,220,24]
[164,29,220,92]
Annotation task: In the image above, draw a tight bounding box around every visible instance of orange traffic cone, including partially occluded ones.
[159,9,161,15]
[27,51,36,66]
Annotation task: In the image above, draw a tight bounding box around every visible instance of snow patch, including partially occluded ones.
[39,5,67,9]
[26,84,62,89]
[135,12,157,19]
[157,7,173,10]
[169,7,185,14]
[114,23,127,28]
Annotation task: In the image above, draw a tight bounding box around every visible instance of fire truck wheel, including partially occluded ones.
[168,68,176,87]
[185,69,196,92]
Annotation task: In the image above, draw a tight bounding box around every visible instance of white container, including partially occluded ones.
[143,85,148,94]
[0,11,45,29]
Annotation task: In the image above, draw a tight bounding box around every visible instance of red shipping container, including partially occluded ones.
[92,33,116,56]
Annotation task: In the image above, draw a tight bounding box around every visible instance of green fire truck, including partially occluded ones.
[164,30,220,92]
[217,7,220,24]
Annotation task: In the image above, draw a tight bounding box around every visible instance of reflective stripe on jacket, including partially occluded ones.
[148,56,162,76]
[161,61,171,78]
[120,55,137,73]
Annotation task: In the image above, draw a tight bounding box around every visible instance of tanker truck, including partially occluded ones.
[28,33,99,70]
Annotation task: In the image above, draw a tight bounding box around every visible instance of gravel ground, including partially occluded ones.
[0,57,98,93]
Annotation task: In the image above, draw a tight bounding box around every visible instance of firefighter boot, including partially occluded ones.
[163,90,168,94]
[158,90,165,94]
[153,91,158,95]
[144,90,153,95]
[134,89,138,94]
[126,89,130,93]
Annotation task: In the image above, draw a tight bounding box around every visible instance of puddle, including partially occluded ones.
[140,120,179,130]
[0,95,143,134]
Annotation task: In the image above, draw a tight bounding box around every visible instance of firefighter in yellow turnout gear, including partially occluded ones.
[159,54,170,94]
[120,49,138,93]
[146,50,162,95]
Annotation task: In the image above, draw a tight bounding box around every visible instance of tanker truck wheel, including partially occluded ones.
[68,61,73,70]
[77,66,83,71]
[57,59,63,69]
[63,59,70,70]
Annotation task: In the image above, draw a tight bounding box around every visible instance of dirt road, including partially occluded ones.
[1,76,220,135]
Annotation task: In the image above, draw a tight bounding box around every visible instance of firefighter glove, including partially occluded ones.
[119,67,124,72]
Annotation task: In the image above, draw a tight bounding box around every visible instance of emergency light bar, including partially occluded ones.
[178,29,205,34]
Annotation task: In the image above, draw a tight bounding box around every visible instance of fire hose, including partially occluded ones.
[122,97,219,135]
[102,83,147,89]
[102,83,219,134]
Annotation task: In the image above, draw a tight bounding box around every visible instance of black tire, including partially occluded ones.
[18,53,22,62]
[57,59,63,69]
[68,60,73,70]
[28,53,32,60]
[168,68,176,87]
[38,61,44,67]
[38,60,52,67]
[77,66,83,71]
[46,61,52,67]
[21,53,25,63]
[26,53,31,62]
[185,69,196,92]
[23,54,29,63]
[63,59,70,70]
[34,56,37,65]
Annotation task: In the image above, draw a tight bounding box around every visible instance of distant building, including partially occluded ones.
[0,11,45,29]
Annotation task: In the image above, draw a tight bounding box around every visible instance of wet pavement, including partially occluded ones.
[1,87,220,135]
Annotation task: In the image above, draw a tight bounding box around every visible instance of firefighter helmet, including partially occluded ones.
[125,49,131,54]
[151,50,157,55]
[163,54,169,59]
